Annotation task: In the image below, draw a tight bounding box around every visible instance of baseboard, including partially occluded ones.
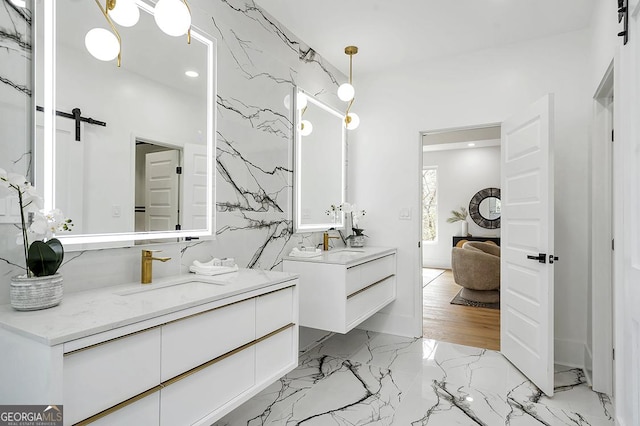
[554,338,585,368]
[584,344,593,387]
[422,260,451,269]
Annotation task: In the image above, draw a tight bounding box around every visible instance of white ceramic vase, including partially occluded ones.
[461,221,468,237]
[10,273,63,311]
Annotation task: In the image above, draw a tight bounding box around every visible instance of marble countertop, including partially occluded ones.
[283,246,396,266]
[0,268,297,346]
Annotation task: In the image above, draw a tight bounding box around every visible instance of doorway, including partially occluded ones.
[420,125,502,350]
[590,63,614,395]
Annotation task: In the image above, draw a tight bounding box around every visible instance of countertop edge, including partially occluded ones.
[0,271,298,346]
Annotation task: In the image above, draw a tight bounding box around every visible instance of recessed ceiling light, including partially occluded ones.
[468,143,476,147]
[185,70,199,78]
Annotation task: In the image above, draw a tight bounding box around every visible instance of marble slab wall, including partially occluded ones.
[0,0,345,304]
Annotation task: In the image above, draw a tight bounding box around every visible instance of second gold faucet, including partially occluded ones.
[323,231,340,251]
[141,250,171,284]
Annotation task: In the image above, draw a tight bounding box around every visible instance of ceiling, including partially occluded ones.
[254,0,598,77]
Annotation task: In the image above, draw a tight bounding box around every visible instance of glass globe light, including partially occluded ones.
[109,0,140,27]
[154,0,191,37]
[300,120,313,136]
[85,28,120,62]
[337,83,355,102]
[296,92,308,110]
[345,112,360,130]
[283,94,291,110]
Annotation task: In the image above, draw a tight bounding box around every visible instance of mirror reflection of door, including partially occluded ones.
[134,141,182,235]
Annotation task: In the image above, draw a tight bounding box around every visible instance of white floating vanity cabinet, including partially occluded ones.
[283,247,396,334]
[0,270,299,426]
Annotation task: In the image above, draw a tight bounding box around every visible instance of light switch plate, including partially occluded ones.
[399,207,411,220]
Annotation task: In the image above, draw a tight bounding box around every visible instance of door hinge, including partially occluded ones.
[175,224,181,230]
[611,129,614,142]
[418,241,421,248]
[176,166,182,174]
[612,239,615,250]
[613,348,616,360]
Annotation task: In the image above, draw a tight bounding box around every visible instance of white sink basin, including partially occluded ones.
[326,249,366,256]
[115,277,225,296]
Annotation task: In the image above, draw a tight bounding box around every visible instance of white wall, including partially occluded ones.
[422,146,501,268]
[351,29,592,366]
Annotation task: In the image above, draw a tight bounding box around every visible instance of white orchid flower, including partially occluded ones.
[29,214,49,235]
[22,185,43,211]
[7,172,27,188]
[341,202,353,213]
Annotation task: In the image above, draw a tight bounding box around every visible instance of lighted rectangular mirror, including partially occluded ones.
[293,88,346,232]
[35,0,216,247]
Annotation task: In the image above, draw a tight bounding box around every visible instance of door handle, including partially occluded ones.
[549,255,559,264]
[527,253,547,263]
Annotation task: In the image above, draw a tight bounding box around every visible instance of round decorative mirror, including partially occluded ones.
[469,187,501,229]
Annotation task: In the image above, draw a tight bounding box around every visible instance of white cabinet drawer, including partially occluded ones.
[256,326,296,384]
[63,328,161,425]
[346,254,395,296]
[90,390,160,426]
[256,286,295,338]
[161,298,256,381]
[346,276,395,330]
[160,346,255,426]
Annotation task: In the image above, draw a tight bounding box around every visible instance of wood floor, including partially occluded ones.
[423,269,501,351]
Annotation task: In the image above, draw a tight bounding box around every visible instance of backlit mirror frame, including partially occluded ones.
[39,0,216,246]
[293,87,346,232]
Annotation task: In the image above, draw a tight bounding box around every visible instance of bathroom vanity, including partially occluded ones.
[283,247,396,333]
[0,269,298,426]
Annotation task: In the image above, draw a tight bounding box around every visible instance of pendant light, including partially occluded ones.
[85,0,122,66]
[154,0,192,43]
[341,46,360,130]
[86,0,193,68]
[108,0,140,27]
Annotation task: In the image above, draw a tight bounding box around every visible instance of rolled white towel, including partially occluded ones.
[193,258,221,268]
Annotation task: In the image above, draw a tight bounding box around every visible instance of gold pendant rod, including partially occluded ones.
[95,0,122,67]
[183,0,192,44]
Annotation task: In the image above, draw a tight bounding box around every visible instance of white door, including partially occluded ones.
[615,3,640,422]
[145,150,180,232]
[500,94,555,396]
[181,143,208,230]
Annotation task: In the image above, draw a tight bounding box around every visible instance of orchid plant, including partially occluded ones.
[325,202,367,240]
[0,168,73,278]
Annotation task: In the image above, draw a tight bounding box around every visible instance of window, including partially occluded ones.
[422,167,437,241]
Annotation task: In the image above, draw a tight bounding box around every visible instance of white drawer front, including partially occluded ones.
[63,328,161,425]
[346,276,395,330]
[256,286,294,338]
[160,346,255,426]
[256,326,297,384]
[161,298,256,381]
[90,391,159,426]
[346,254,395,296]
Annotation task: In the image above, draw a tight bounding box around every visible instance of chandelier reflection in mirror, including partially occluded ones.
[340,45,360,130]
[284,92,313,136]
[85,0,192,67]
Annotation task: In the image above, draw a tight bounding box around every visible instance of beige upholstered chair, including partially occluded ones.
[451,241,500,303]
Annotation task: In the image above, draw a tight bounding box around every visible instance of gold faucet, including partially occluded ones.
[141,250,171,284]
[323,231,340,251]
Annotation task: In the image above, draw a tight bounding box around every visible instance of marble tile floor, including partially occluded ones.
[215,330,614,426]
